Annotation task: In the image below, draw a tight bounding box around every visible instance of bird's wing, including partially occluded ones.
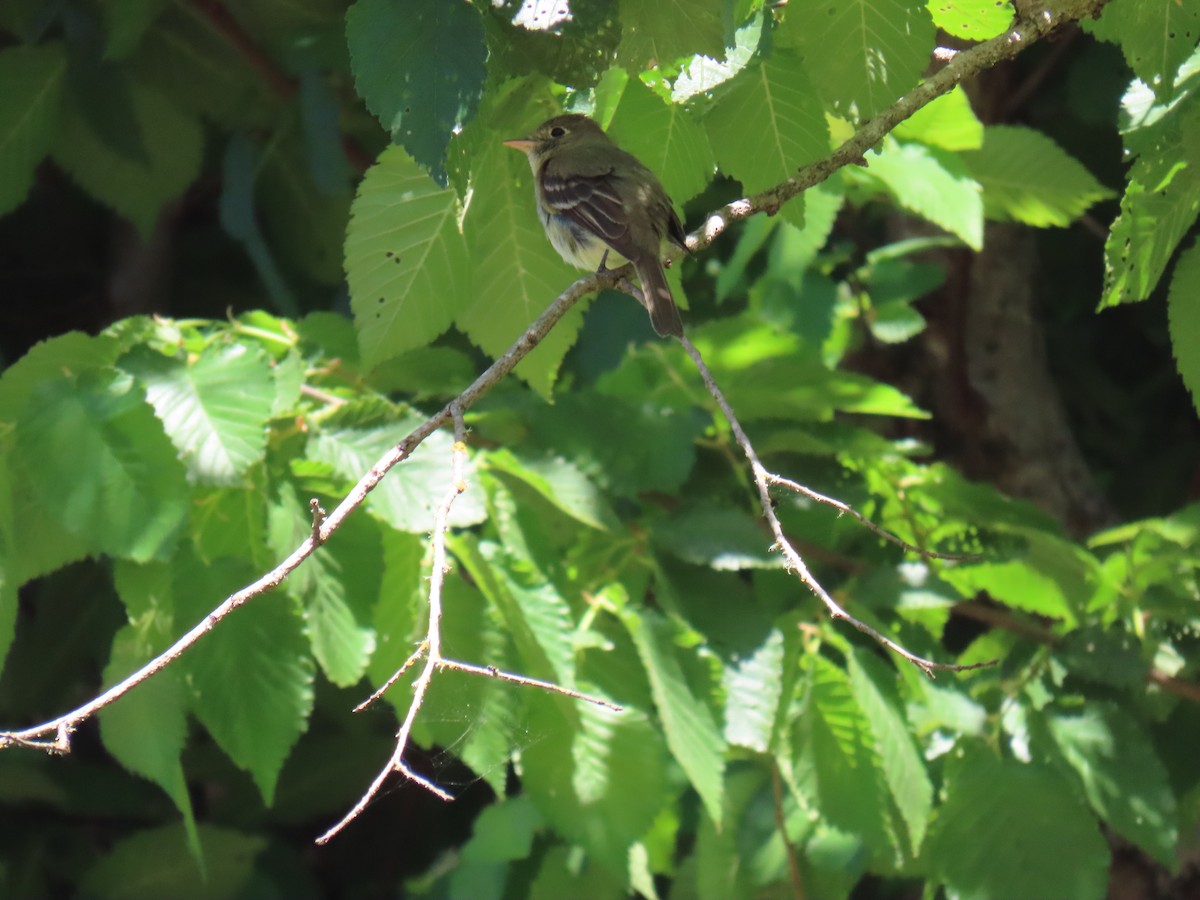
[539,164,629,245]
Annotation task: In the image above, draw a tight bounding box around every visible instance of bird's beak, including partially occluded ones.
[503,138,536,153]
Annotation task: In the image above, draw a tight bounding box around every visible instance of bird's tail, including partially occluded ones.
[634,258,684,338]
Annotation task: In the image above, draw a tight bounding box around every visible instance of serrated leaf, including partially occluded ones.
[51,82,202,237]
[928,745,1109,900]
[451,536,574,688]
[1168,239,1200,414]
[1088,0,1200,103]
[346,0,486,182]
[926,0,1013,41]
[607,77,715,203]
[694,321,929,419]
[654,506,782,570]
[124,343,274,486]
[848,651,932,854]
[568,704,671,870]
[803,657,896,860]
[704,49,830,196]
[485,449,619,531]
[860,137,983,249]
[1102,99,1200,307]
[617,0,726,70]
[176,557,315,805]
[1045,703,1177,867]
[346,145,472,365]
[962,125,1114,227]
[459,140,587,397]
[16,370,188,562]
[98,625,198,860]
[529,392,705,498]
[782,0,935,118]
[460,795,543,863]
[0,42,66,215]
[622,608,725,825]
[723,627,785,751]
[268,484,380,688]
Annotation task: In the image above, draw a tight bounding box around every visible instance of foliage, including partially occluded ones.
[1,0,1199,898]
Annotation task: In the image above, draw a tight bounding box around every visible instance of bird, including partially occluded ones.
[503,113,688,338]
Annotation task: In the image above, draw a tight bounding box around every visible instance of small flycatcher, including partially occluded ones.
[504,114,687,338]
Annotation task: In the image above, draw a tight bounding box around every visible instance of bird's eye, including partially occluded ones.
[550,126,566,137]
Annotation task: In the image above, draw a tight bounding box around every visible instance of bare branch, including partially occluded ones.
[318,407,620,844]
[680,336,994,678]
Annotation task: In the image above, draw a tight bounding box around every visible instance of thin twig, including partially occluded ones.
[318,408,620,844]
[438,658,622,710]
[766,474,978,561]
[680,336,991,678]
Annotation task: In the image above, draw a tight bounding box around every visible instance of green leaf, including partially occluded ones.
[123,343,274,486]
[81,823,265,900]
[98,625,198,860]
[569,704,672,872]
[723,627,786,752]
[801,656,896,861]
[1088,0,1200,103]
[0,42,66,216]
[781,0,936,118]
[962,125,1114,227]
[345,145,472,365]
[485,449,619,531]
[175,556,315,805]
[1045,703,1177,867]
[928,745,1109,900]
[617,0,726,71]
[346,0,486,182]
[460,795,543,863]
[16,369,188,562]
[848,651,932,854]
[51,82,202,237]
[859,137,983,249]
[622,608,726,825]
[692,320,929,419]
[0,334,119,582]
[607,77,715,203]
[939,534,1095,626]
[459,140,587,397]
[926,0,1013,41]
[704,49,830,196]
[893,85,983,151]
[268,484,380,688]
[672,10,765,102]
[307,415,487,533]
[1102,96,1200,307]
[1168,238,1200,414]
[528,392,705,497]
[451,536,574,688]
[653,505,783,570]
